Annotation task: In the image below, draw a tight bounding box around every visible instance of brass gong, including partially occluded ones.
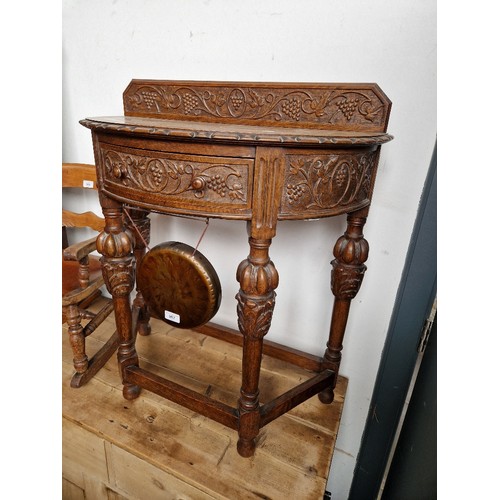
[137,242,222,329]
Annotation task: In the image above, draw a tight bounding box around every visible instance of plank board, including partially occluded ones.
[62,298,347,499]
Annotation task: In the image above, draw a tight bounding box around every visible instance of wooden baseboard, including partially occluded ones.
[62,298,347,499]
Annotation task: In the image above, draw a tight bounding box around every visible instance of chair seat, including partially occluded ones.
[62,254,103,297]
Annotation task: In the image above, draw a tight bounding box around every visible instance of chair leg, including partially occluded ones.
[70,331,119,388]
[69,299,117,388]
[66,304,88,374]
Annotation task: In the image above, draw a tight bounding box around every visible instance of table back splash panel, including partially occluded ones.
[123,80,391,133]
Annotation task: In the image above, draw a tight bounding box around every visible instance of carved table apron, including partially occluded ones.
[81,80,393,457]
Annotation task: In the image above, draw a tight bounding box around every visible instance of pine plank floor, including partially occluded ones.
[62,297,347,499]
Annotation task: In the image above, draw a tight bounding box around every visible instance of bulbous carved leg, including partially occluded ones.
[97,202,140,400]
[319,212,369,404]
[66,304,88,374]
[125,207,152,336]
[236,237,279,457]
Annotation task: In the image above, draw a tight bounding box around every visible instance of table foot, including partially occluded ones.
[123,384,141,400]
[237,437,256,457]
[318,387,334,404]
[137,322,151,336]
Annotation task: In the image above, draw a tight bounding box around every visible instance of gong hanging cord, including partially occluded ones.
[122,207,210,256]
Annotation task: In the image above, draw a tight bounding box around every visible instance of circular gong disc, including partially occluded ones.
[137,242,221,329]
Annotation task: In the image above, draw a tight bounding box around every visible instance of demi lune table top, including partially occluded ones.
[81,115,393,147]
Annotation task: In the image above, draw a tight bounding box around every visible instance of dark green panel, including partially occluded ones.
[348,143,437,500]
[382,317,437,500]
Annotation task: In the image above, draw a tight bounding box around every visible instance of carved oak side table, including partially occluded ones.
[80,80,393,457]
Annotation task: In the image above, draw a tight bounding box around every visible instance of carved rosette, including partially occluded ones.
[331,217,369,300]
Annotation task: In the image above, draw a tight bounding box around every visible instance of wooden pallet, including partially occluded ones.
[62,298,347,499]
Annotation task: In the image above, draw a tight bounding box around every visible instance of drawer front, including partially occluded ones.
[98,144,253,218]
[279,148,379,219]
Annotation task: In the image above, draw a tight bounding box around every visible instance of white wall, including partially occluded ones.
[62,1,436,497]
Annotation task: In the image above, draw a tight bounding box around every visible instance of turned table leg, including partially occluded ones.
[236,233,279,457]
[66,304,88,374]
[319,209,369,404]
[97,195,141,400]
[125,207,152,337]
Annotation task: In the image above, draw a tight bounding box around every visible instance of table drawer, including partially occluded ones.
[98,144,253,218]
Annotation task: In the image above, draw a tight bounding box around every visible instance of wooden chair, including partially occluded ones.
[62,163,118,388]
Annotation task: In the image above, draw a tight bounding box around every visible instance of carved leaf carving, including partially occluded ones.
[101,257,136,297]
[236,293,276,340]
[331,262,366,300]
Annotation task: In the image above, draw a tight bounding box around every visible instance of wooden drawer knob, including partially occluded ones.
[191,177,206,191]
[112,164,123,179]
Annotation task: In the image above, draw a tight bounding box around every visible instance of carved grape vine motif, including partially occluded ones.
[281,98,302,121]
[125,84,385,126]
[283,153,375,211]
[101,149,246,203]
